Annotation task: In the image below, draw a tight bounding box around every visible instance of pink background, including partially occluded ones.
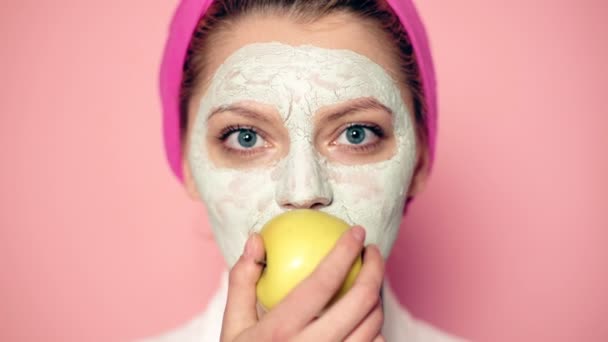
[1,0,607,341]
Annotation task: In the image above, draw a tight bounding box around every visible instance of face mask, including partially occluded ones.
[188,42,417,267]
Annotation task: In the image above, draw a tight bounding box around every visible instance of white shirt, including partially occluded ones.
[142,272,466,341]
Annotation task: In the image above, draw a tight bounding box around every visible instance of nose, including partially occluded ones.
[275,149,333,210]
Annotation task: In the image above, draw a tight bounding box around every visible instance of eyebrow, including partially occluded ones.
[323,98,393,122]
[208,98,391,122]
[207,105,273,123]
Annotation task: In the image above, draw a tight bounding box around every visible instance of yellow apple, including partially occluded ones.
[256,209,362,311]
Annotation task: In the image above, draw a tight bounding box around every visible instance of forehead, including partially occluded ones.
[200,12,402,90]
[202,42,403,117]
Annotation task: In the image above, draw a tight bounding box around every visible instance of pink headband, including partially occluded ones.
[160,0,437,181]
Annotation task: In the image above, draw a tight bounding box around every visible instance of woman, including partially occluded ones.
[150,0,465,340]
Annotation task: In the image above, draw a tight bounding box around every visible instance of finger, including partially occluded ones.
[298,245,385,341]
[262,226,366,338]
[344,302,384,342]
[372,335,386,342]
[220,233,265,342]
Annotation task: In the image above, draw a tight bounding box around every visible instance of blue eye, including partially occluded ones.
[223,127,266,150]
[345,126,366,144]
[237,129,257,148]
[336,125,380,146]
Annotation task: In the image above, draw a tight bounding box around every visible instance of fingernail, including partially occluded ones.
[364,244,383,261]
[351,226,366,242]
[244,234,255,259]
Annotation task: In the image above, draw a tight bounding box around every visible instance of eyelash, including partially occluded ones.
[215,122,386,157]
[335,123,385,152]
[217,125,268,157]
[348,123,385,137]
[217,124,249,140]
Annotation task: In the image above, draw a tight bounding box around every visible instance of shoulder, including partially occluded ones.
[382,280,468,342]
[138,275,228,342]
[139,310,215,342]
[140,273,468,342]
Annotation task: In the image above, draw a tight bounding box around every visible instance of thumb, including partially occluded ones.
[220,233,265,341]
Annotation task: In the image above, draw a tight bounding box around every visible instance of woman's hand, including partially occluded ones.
[220,226,385,342]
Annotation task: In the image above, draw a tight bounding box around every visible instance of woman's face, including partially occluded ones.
[184,12,428,267]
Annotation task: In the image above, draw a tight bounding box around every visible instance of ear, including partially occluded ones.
[406,138,431,199]
[182,141,202,201]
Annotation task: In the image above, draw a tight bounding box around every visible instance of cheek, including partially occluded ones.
[232,175,275,205]
[256,192,274,212]
[228,176,245,193]
[208,172,275,224]
[213,197,245,224]
[328,169,384,201]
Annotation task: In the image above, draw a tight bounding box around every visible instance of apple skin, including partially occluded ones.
[256,209,363,311]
